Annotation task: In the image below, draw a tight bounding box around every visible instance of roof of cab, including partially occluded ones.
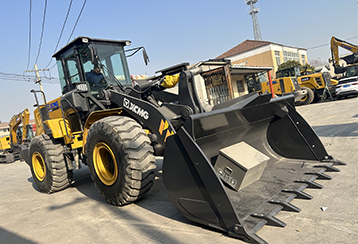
[52,36,131,58]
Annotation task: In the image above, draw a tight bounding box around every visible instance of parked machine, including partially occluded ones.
[330,36,358,77]
[22,37,345,244]
[260,67,307,103]
[0,136,11,151]
[262,66,336,105]
[0,109,33,163]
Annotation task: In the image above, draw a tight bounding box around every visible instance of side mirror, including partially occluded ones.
[142,48,150,66]
[125,46,150,66]
[90,46,99,66]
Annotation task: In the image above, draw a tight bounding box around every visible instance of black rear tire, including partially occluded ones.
[86,116,156,206]
[296,87,314,106]
[29,134,73,193]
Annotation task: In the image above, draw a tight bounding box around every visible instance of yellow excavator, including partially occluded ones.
[22,37,345,244]
[330,36,358,77]
[0,109,33,163]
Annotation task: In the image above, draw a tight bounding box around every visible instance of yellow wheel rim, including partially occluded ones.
[32,152,46,181]
[93,142,118,186]
[300,95,307,102]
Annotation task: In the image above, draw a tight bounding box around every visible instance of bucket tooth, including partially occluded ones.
[294,176,324,189]
[323,157,347,166]
[331,159,347,166]
[251,209,286,227]
[313,164,340,172]
[282,185,313,199]
[305,169,332,180]
[268,199,301,212]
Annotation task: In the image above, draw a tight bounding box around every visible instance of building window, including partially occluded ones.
[301,55,306,65]
[275,51,281,66]
[283,51,300,62]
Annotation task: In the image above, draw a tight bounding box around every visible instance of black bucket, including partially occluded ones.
[162,93,345,244]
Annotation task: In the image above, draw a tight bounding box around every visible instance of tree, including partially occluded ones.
[278,60,315,73]
[278,60,301,71]
[309,58,328,68]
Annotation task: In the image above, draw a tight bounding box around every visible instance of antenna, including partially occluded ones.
[245,0,263,41]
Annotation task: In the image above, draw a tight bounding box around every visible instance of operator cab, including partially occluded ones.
[53,36,132,96]
[276,67,301,78]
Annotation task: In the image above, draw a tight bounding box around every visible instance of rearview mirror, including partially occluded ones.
[142,48,150,66]
[90,46,99,66]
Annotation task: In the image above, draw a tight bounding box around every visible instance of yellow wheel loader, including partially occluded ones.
[262,66,337,106]
[22,37,345,244]
[260,67,307,103]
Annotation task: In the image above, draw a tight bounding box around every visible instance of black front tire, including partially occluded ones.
[86,116,156,206]
[29,134,73,193]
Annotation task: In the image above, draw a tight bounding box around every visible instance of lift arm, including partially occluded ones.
[9,108,30,145]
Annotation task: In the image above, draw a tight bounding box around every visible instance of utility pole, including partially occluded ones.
[245,0,263,41]
[24,64,49,102]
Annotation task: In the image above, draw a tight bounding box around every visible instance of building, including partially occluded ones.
[216,40,308,78]
[0,122,10,138]
[0,120,36,138]
[192,60,273,106]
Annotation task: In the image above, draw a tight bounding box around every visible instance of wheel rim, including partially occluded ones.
[32,151,46,181]
[300,95,308,102]
[93,142,118,186]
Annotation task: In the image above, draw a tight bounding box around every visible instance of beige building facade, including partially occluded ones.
[217,40,308,78]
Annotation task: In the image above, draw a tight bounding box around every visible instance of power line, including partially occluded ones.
[26,0,32,70]
[0,71,59,84]
[307,36,358,50]
[49,0,88,71]
[66,0,87,43]
[34,0,48,65]
[45,0,73,68]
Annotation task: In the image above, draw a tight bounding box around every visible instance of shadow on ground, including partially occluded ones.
[313,122,358,137]
[0,226,37,244]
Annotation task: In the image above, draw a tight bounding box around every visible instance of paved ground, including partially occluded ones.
[1,97,357,244]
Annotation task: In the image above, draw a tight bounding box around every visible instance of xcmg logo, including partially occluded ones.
[47,101,59,111]
[340,44,352,50]
[123,98,149,120]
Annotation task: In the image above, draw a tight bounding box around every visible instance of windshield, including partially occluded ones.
[276,67,301,78]
[80,43,132,94]
[346,65,358,78]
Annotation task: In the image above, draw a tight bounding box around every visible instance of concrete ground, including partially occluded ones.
[1,96,357,244]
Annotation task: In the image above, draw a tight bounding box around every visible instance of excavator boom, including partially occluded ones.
[330,36,358,74]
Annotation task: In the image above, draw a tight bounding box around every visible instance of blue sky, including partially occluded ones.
[1,0,357,122]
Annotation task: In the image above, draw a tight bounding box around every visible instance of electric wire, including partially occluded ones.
[308,36,358,50]
[34,0,48,65]
[0,72,59,84]
[66,0,87,43]
[26,0,32,70]
[45,0,73,68]
[49,0,88,71]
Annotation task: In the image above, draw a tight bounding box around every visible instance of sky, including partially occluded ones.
[0,0,357,122]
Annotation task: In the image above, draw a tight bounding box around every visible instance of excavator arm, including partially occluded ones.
[9,108,30,146]
[330,36,358,74]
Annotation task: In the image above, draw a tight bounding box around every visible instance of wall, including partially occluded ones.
[231,74,248,98]
[227,44,307,79]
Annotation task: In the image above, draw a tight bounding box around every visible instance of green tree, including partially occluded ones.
[277,60,302,71]
[278,60,315,73]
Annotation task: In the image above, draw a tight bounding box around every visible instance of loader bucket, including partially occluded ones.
[162,93,345,244]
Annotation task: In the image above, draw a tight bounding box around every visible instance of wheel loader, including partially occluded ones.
[22,37,345,244]
[261,66,337,106]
